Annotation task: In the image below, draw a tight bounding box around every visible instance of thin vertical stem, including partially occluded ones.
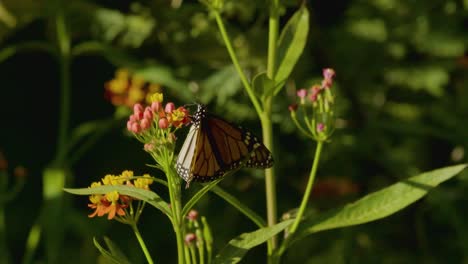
[131,224,155,264]
[261,110,277,252]
[265,0,280,254]
[54,3,71,165]
[166,166,185,264]
[213,11,263,118]
[274,142,323,262]
[288,141,323,234]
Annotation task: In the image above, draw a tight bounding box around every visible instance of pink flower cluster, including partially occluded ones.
[127,101,191,134]
[294,68,336,105]
[127,104,155,133]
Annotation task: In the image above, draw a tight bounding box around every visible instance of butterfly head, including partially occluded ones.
[192,104,207,128]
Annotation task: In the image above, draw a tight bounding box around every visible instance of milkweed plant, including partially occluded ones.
[65,0,467,263]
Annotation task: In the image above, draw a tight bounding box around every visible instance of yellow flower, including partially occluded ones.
[121,170,134,178]
[145,84,162,103]
[90,181,102,188]
[106,191,120,203]
[89,194,102,204]
[134,175,153,189]
[102,174,125,185]
[171,108,186,122]
[150,92,164,103]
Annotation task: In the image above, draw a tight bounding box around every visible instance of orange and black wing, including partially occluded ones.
[176,104,273,186]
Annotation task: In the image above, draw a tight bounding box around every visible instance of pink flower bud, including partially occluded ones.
[288,104,298,112]
[316,123,325,133]
[322,79,333,89]
[165,102,175,113]
[323,68,335,80]
[144,143,154,152]
[129,114,138,122]
[140,118,151,130]
[159,117,169,129]
[133,103,144,115]
[144,107,153,120]
[309,85,321,102]
[151,101,162,112]
[185,233,197,245]
[131,122,141,133]
[296,89,307,99]
[187,210,198,221]
[127,120,133,131]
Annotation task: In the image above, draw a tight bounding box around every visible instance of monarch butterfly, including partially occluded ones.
[176,104,273,187]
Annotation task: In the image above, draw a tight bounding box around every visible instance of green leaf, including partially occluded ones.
[252,72,275,100]
[211,186,266,228]
[202,216,213,263]
[64,185,171,217]
[274,6,309,91]
[103,237,131,263]
[181,178,222,217]
[93,237,131,264]
[213,220,293,264]
[292,164,467,244]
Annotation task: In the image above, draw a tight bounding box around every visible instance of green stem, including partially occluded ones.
[22,220,42,264]
[288,141,323,234]
[273,142,323,262]
[267,1,279,79]
[131,224,154,264]
[213,11,263,118]
[54,3,71,165]
[260,112,277,252]
[265,0,279,256]
[166,165,185,264]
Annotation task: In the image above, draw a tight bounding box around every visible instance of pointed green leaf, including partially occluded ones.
[213,220,293,264]
[93,237,131,264]
[252,72,275,100]
[292,164,467,244]
[103,236,131,263]
[64,185,171,217]
[182,178,222,217]
[274,6,309,91]
[211,186,266,228]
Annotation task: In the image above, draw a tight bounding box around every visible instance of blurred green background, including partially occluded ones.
[0,0,467,263]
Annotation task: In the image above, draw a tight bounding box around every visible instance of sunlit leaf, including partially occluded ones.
[64,185,171,217]
[93,237,131,264]
[213,220,293,264]
[292,164,467,245]
[274,6,309,88]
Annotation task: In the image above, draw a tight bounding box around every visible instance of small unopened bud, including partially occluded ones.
[159,117,169,129]
[316,123,325,133]
[144,143,155,152]
[187,210,199,221]
[144,107,153,120]
[140,118,151,130]
[185,233,197,246]
[133,103,144,116]
[323,68,335,80]
[151,101,162,112]
[165,102,175,113]
[288,104,298,113]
